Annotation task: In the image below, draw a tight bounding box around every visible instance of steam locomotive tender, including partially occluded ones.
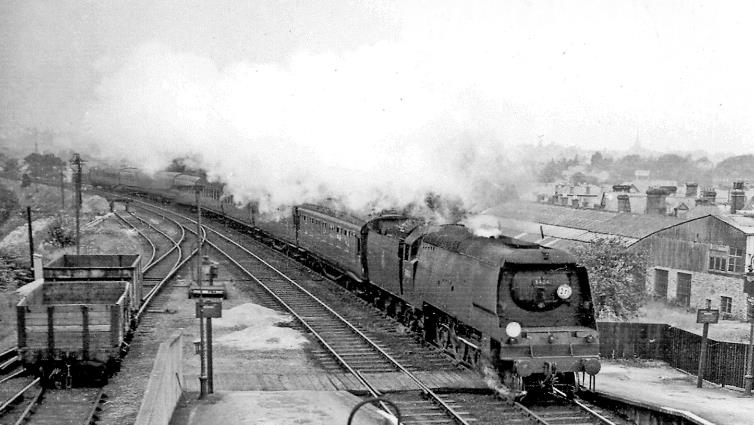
[88,168,601,390]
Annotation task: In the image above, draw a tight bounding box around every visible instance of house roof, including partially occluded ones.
[483,201,686,240]
[717,214,754,235]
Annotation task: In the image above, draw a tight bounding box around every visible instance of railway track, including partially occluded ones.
[131,202,630,425]
[134,202,474,424]
[0,350,19,376]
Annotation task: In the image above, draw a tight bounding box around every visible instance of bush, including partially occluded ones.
[573,236,649,320]
[46,215,76,247]
[0,255,30,290]
[0,183,19,226]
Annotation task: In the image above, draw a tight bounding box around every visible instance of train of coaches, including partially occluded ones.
[83,166,602,390]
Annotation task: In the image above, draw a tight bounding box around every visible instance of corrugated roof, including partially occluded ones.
[483,202,685,239]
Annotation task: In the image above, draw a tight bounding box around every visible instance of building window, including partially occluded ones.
[720,296,732,315]
[676,272,691,307]
[728,248,743,273]
[709,246,745,274]
[654,269,668,298]
[708,246,728,272]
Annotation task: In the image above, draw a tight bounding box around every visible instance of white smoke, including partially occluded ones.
[82,41,527,214]
[77,1,754,215]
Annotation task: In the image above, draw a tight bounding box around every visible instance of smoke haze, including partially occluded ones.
[3,1,753,214]
[82,41,528,213]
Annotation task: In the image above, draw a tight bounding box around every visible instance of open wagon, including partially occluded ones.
[43,254,142,314]
[17,280,130,385]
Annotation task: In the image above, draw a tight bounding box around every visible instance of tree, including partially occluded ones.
[569,171,599,186]
[713,154,754,180]
[46,215,76,247]
[23,152,65,180]
[573,237,648,319]
[0,183,18,226]
[2,157,20,179]
[590,151,612,169]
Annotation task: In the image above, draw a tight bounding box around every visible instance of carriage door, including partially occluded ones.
[401,240,420,295]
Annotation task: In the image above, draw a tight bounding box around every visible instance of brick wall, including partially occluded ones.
[646,266,746,319]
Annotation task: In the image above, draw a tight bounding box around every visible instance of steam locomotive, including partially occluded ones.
[88,167,601,391]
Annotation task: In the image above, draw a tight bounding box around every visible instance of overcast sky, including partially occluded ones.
[1,0,752,158]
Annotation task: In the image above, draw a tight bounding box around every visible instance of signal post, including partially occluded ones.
[696,299,718,389]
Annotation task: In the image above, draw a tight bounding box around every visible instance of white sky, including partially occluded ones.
[2,1,752,154]
[1,1,752,212]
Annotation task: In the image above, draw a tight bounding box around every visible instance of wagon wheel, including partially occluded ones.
[435,324,450,350]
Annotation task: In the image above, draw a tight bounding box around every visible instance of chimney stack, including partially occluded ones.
[701,188,717,204]
[685,182,698,198]
[617,194,631,213]
[731,181,746,214]
[645,188,668,215]
[660,185,677,195]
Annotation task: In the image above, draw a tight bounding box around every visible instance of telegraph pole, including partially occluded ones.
[59,168,65,209]
[26,207,34,271]
[69,153,84,255]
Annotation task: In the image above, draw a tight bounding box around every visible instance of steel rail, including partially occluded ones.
[205,227,470,424]
[134,202,469,425]
[0,349,19,374]
[133,204,397,418]
[113,211,157,268]
[0,348,17,363]
[124,210,182,274]
[0,377,41,414]
[552,387,617,425]
[0,369,25,386]
[11,385,44,425]
[135,215,202,322]
[82,388,106,425]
